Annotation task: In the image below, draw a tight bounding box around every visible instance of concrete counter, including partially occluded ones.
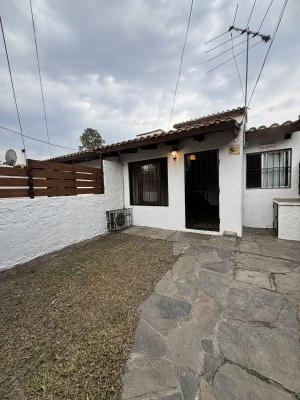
[273,198,300,241]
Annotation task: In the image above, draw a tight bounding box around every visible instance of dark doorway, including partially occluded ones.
[185,150,219,231]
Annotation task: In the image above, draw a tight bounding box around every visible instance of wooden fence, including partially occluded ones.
[0,159,104,198]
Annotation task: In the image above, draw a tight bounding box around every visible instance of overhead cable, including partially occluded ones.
[248,0,289,106]
[246,0,257,27]
[0,125,78,151]
[29,0,51,157]
[0,16,27,156]
[168,0,194,130]
[231,4,245,99]
[257,0,274,32]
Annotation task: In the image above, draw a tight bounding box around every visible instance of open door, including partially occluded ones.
[185,149,219,231]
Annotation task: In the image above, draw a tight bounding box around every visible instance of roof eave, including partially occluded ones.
[246,120,300,138]
[101,120,240,156]
[173,107,246,129]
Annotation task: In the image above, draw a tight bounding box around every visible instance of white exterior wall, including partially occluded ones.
[122,128,244,236]
[0,158,124,270]
[277,203,300,241]
[244,130,300,228]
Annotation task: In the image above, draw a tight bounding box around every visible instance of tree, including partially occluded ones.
[79,128,105,150]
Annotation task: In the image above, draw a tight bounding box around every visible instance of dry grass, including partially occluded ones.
[0,232,176,400]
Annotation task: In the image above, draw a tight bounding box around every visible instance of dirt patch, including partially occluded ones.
[0,232,177,399]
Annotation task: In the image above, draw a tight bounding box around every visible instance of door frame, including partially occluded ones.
[184,149,220,231]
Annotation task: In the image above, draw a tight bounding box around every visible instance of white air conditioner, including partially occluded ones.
[106,208,132,231]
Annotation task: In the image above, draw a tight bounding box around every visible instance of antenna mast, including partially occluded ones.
[228,24,271,115]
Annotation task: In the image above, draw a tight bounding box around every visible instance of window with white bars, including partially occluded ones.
[246,149,292,189]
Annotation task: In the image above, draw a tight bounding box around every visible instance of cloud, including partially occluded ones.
[0,0,298,159]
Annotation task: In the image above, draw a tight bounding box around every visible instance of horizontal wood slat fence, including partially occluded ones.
[0,159,104,198]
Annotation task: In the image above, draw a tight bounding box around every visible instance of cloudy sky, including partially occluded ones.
[0,0,299,160]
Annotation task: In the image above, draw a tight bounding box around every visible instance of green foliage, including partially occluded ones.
[79,128,105,150]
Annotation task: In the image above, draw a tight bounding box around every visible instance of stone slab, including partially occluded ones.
[218,320,300,392]
[156,277,202,304]
[172,242,191,256]
[180,368,198,400]
[201,260,233,274]
[234,253,297,273]
[234,268,274,290]
[224,286,284,323]
[122,359,180,399]
[274,272,300,294]
[141,293,192,336]
[202,353,223,381]
[195,269,230,304]
[167,320,205,374]
[200,378,216,400]
[167,294,221,374]
[170,254,219,281]
[191,294,222,330]
[276,302,299,330]
[213,364,293,400]
[240,238,300,262]
[133,319,168,359]
[201,338,213,354]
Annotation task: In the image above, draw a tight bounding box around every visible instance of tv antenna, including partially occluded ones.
[228,25,271,112]
[206,2,273,123]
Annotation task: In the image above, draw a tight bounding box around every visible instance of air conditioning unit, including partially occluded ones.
[106,208,132,231]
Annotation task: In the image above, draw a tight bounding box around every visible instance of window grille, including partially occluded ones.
[129,158,168,206]
[246,149,291,189]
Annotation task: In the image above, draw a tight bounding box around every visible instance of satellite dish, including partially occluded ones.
[5,149,17,166]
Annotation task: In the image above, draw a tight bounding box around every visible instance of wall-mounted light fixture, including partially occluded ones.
[171,147,178,160]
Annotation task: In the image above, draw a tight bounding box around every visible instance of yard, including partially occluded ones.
[0,232,177,399]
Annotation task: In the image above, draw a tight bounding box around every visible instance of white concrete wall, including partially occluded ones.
[244,130,300,228]
[277,204,300,241]
[0,158,124,270]
[122,128,244,236]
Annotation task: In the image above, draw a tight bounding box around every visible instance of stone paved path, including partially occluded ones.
[121,227,300,400]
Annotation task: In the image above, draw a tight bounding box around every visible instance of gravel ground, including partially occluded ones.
[0,232,176,400]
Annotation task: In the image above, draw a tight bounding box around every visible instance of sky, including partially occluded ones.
[0,0,299,161]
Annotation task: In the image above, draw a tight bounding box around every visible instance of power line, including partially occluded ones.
[0,15,27,157]
[247,0,257,27]
[206,40,263,74]
[29,0,51,157]
[231,4,245,99]
[168,0,194,130]
[232,3,239,26]
[0,125,78,151]
[248,0,289,106]
[258,0,274,31]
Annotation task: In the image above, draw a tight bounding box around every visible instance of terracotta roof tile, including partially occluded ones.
[173,107,245,129]
[246,119,300,134]
[49,111,243,163]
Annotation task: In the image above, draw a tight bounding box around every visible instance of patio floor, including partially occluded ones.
[121,227,300,400]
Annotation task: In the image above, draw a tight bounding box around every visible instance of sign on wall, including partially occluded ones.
[228,145,240,155]
[259,142,276,150]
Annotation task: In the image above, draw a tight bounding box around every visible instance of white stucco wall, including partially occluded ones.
[277,203,300,241]
[122,128,244,236]
[0,158,124,270]
[244,130,300,228]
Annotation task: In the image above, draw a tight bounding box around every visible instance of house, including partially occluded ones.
[51,107,300,239]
